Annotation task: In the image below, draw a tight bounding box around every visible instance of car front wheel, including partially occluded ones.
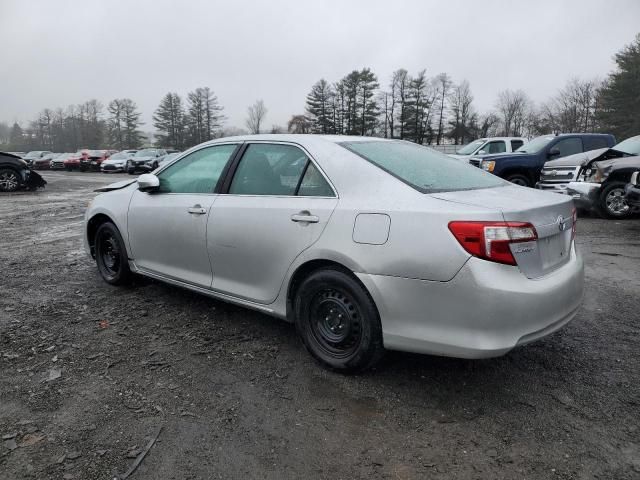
[505,173,531,187]
[0,168,21,192]
[294,268,384,373]
[599,182,631,219]
[94,222,132,285]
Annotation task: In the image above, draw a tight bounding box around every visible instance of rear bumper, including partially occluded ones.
[356,245,584,359]
[566,182,601,210]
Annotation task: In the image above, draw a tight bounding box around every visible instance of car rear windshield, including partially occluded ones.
[340,140,506,193]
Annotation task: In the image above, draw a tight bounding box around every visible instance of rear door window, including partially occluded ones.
[510,140,524,151]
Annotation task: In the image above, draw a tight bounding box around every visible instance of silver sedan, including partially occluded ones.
[84,135,584,372]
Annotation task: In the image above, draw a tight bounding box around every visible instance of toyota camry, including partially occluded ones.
[84,135,584,372]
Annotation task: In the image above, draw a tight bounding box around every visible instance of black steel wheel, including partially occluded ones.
[0,168,21,192]
[294,268,384,373]
[94,222,132,285]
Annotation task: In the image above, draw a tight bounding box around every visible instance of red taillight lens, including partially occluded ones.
[448,221,538,266]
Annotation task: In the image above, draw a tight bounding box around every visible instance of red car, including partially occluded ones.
[54,153,81,171]
[79,150,115,171]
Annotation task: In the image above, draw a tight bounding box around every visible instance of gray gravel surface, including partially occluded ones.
[1,171,639,479]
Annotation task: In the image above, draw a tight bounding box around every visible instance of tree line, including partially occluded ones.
[297,33,639,143]
[1,34,637,152]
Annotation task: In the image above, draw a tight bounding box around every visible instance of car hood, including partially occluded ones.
[593,156,640,172]
[544,148,609,167]
[94,179,137,192]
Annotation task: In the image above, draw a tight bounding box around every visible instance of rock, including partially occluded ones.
[45,368,62,382]
[3,438,18,451]
[2,433,17,440]
[45,346,55,352]
[66,451,82,460]
[487,448,499,458]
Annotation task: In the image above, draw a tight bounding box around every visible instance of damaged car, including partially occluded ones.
[85,135,583,372]
[567,152,640,218]
[538,135,640,195]
[0,151,47,192]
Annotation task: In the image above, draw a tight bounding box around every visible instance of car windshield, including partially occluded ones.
[456,139,485,155]
[516,136,554,154]
[89,150,105,156]
[340,140,506,193]
[135,149,156,157]
[109,152,129,160]
[612,135,640,155]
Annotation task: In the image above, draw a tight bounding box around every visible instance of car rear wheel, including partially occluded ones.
[0,168,21,192]
[505,173,531,187]
[599,182,631,219]
[94,222,132,285]
[294,268,384,373]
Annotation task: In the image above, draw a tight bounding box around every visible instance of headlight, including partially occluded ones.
[481,160,495,172]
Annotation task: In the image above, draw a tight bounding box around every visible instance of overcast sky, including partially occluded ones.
[1,0,639,131]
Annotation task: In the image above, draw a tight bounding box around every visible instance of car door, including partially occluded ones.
[127,143,239,287]
[208,142,338,304]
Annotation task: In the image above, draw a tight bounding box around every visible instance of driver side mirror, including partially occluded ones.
[477,149,486,155]
[548,147,561,158]
[138,173,160,192]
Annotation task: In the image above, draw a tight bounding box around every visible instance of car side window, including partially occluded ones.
[511,140,524,151]
[229,144,309,196]
[157,144,237,194]
[584,137,609,150]
[481,141,506,154]
[554,138,583,157]
[297,163,335,197]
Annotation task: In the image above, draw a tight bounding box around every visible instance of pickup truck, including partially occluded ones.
[448,137,527,161]
[469,133,616,187]
[537,134,640,194]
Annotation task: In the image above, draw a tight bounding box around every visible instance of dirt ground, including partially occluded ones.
[1,171,639,480]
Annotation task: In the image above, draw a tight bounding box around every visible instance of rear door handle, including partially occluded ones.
[187,204,207,215]
[291,212,319,223]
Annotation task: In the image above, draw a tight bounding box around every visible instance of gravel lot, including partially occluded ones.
[1,171,639,480]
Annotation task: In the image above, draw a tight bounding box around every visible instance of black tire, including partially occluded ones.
[94,222,132,285]
[0,168,22,192]
[294,268,384,373]
[505,173,532,188]
[598,182,631,219]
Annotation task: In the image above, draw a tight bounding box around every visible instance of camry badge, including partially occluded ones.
[557,215,568,232]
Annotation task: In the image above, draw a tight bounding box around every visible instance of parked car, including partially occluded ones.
[126,148,167,174]
[62,152,83,171]
[85,135,583,372]
[80,150,115,171]
[469,133,616,187]
[537,135,640,194]
[22,150,52,168]
[624,171,640,209]
[0,151,47,192]
[449,137,527,161]
[33,152,61,170]
[50,153,75,170]
[138,152,179,172]
[101,150,138,173]
[567,155,640,218]
[7,152,26,158]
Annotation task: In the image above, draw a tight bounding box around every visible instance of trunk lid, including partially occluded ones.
[432,185,574,278]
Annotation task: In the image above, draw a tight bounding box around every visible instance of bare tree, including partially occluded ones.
[287,115,312,134]
[539,78,602,133]
[495,89,531,136]
[246,99,267,134]
[434,73,452,144]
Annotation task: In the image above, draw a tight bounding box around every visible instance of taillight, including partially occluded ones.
[448,221,538,266]
[571,207,577,242]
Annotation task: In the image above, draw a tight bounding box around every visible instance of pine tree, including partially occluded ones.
[597,34,640,139]
[153,93,186,149]
[306,79,335,133]
[357,68,379,136]
[9,123,24,150]
[185,87,224,147]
